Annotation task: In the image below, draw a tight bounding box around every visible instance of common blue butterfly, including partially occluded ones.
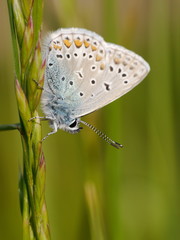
[33,28,150,148]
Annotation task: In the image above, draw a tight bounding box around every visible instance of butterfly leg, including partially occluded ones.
[41,121,58,142]
[28,116,55,122]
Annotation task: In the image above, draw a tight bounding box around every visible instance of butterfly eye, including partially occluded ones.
[69,119,77,128]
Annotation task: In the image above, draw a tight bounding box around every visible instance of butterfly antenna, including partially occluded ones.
[80,120,123,149]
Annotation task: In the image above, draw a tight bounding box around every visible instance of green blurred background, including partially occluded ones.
[0,0,179,239]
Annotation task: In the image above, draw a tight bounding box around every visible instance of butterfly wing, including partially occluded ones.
[70,41,150,118]
[42,28,150,119]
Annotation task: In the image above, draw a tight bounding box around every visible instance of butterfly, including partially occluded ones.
[33,28,150,149]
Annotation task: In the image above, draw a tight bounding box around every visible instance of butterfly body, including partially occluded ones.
[40,28,150,144]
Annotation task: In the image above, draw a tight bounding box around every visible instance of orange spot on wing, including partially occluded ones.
[96,55,102,61]
[91,45,97,51]
[53,44,62,50]
[74,39,83,48]
[63,39,72,48]
[114,57,121,64]
[84,40,90,48]
[100,63,105,70]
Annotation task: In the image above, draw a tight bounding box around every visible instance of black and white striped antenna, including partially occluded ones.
[80,120,123,149]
